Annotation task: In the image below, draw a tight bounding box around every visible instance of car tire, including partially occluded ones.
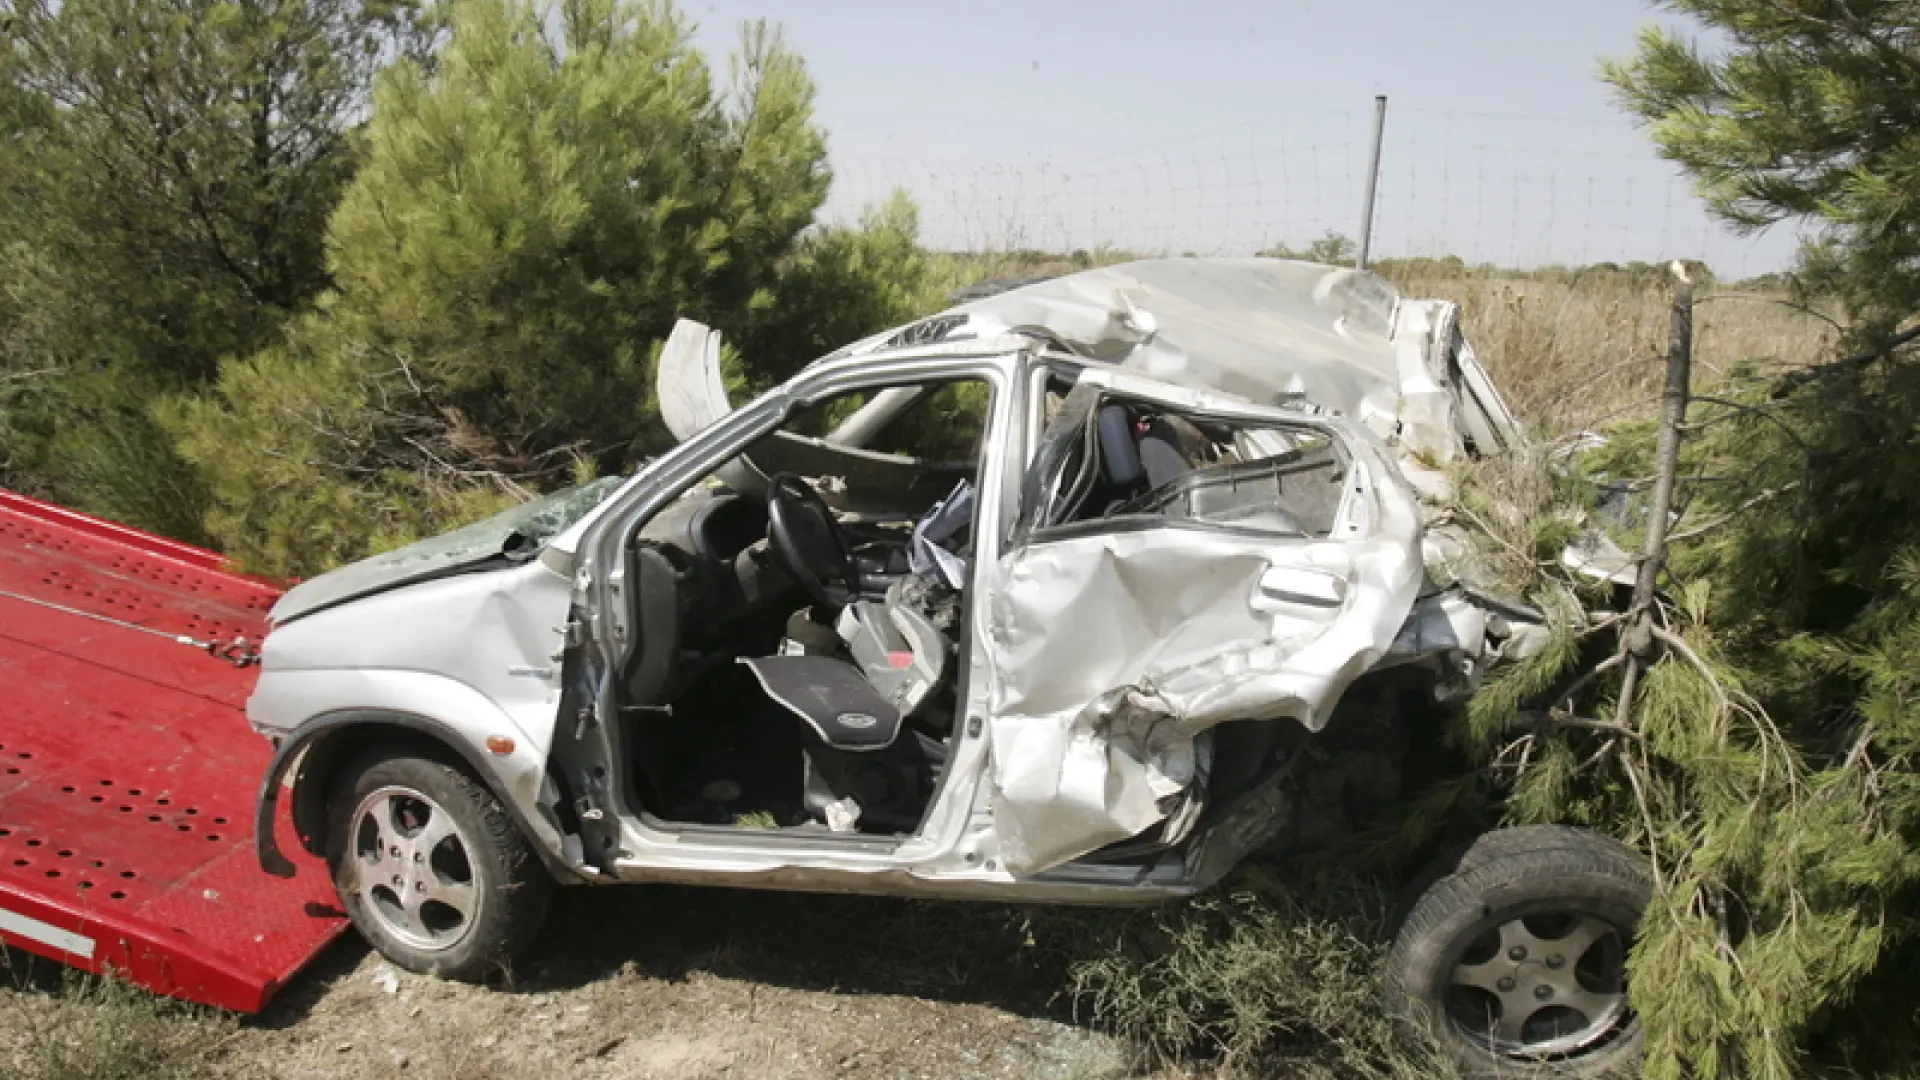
[1384,826,1650,1079]
[326,751,552,980]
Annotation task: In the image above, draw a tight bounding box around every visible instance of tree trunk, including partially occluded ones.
[1616,265,1694,722]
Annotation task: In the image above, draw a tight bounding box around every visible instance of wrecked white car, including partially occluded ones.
[249,259,1647,1078]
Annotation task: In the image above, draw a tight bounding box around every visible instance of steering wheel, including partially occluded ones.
[765,473,861,609]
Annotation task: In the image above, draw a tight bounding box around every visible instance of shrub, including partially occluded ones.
[166,0,929,574]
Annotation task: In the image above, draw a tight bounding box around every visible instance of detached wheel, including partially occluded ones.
[327,752,552,980]
[1384,826,1650,1078]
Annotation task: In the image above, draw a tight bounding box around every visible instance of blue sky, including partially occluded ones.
[684,1,1799,275]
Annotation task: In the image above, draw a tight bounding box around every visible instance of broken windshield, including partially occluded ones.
[437,476,627,560]
[357,476,628,571]
[268,474,631,625]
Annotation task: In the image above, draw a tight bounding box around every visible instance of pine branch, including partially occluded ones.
[1685,395,1814,452]
[1769,320,1920,398]
[1695,290,1846,336]
[1545,714,1641,738]
[1840,722,1876,774]
[1575,737,1619,774]
[1666,482,1801,544]
[1621,740,1667,889]
[1650,625,1731,718]
[1549,649,1627,715]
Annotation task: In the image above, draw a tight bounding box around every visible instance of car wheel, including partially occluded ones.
[1384,826,1650,1079]
[326,751,552,980]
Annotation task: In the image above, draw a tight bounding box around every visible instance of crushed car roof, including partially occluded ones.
[827,258,1521,464]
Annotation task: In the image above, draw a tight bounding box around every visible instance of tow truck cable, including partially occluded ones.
[0,587,262,667]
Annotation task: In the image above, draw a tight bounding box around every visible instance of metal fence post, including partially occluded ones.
[1356,95,1388,269]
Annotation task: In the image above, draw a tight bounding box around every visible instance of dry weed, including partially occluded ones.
[0,955,237,1080]
[1378,267,1835,431]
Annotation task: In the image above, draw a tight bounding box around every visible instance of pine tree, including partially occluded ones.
[168,0,930,574]
[1604,0,1920,329]
[1441,5,1920,1075]
[0,0,430,537]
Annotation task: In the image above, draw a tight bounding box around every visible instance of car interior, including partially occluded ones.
[1019,380,1349,539]
[610,371,1352,841]
[611,379,984,838]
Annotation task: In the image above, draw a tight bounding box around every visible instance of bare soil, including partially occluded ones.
[3,884,1188,1080]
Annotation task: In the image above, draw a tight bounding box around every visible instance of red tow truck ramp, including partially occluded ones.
[0,490,345,1011]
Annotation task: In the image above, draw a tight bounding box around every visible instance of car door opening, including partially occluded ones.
[1019,378,1352,540]
[613,378,991,838]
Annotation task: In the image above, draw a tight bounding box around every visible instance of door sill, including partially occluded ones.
[633,812,905,850]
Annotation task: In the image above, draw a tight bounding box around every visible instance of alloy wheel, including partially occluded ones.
[347,785,480,952]
[1446,911,1630,1057]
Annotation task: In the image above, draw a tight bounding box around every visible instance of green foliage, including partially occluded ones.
[730,190,935,388]
[1452,414,1920,1077]
[1441,341,1920,1076]
[168,0,929,573]
[1023,861,1446,1078]
[1346,12,1920,1074]
[1260,230,1357,266]
[1605,1,1920,327]
[30,369,215,542]
[159,338,493,573]
[0,0,431,536]
[1460,599,1581,752]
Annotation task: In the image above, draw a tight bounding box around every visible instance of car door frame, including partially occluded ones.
[977,360,1431,877]
[565,343,1031,881]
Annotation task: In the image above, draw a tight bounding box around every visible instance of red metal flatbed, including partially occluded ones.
[0,490,345,1011]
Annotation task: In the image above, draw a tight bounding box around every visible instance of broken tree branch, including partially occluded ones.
[1666,482,1802,545]
[1685,395,1813,452]
[1615,263,1694,727]
[1635,267,1696,622]
[1770,319,1920,399]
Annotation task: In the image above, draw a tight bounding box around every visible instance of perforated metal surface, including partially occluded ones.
[0,490,345,1011]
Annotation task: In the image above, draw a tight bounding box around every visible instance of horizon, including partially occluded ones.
[683,0,1802,277]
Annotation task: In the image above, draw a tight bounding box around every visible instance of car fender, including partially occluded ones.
[253,690,581,884]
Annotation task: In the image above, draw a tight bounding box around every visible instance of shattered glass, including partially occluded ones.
[374,476,629,567]
[271,476,627,623]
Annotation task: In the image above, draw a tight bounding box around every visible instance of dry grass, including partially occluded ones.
[1022,861,1454,1079]
[1,892,1147,1080]
[0,956,237,1080]
[1379,266,1837,433]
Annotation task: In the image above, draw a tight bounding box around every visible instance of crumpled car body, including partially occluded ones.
[248,258,1546,900]
[827,257,1519,466]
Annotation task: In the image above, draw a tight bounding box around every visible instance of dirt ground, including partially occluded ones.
[3,883,1194,1080]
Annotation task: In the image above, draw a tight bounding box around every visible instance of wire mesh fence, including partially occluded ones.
[822,106,1803,279]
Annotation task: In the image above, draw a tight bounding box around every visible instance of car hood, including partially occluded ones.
[269,476,626,625]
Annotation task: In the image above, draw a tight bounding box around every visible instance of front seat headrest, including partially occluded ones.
[1096,404,1144,487]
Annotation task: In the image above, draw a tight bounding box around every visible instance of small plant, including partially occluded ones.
[2,959,236,1080]
[1020,860,1451,1078]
